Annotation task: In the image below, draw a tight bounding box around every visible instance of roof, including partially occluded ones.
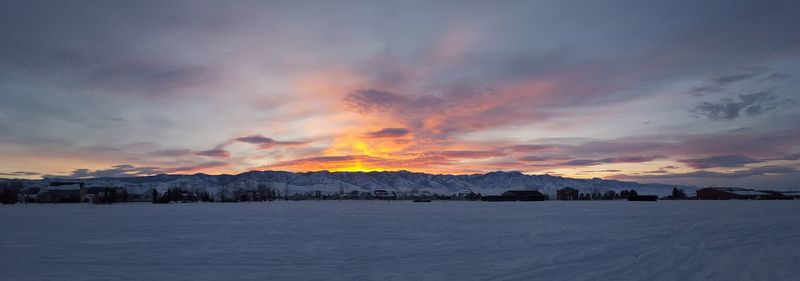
[43,189,81,195]
[504,190,543,196]
[778,191,800,195]
[728,190,772,196]
[50,181,84,187]
[702,187,774,196]
[126,187,155,195]
[45,184,82,191]
[374,190,395,196]
[86,186,117,193]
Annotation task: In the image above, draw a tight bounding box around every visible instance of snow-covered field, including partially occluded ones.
[1,201,799,281]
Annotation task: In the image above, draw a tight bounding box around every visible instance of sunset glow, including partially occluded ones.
[1,0,799,188]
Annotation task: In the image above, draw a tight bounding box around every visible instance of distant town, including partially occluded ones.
[2,179,798,205]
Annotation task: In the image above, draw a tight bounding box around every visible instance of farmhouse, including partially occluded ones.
[127,187,156,202]
[556,187,579,200]
[373,189,397,200]
[37,182,85,203]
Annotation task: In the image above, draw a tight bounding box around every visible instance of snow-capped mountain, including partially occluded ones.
[17,170,694,197]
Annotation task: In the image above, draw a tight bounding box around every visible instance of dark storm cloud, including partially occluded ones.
[678,155,760,169]
[365,128,411,138]
[691,90,792,120]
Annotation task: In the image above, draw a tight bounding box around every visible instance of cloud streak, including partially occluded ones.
[234,135,307,150]
[364,128,411,138]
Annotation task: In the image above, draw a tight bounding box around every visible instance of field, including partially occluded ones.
[1,201,799,281]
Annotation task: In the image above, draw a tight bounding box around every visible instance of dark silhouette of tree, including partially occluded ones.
[0,185,20,204]
[671,188,686,199]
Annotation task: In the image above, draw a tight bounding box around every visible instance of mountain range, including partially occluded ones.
[7,170,695,197]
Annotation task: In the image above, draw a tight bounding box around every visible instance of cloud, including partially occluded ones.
[433,150,506,159]
[558,155,664,167]
[195,149,230,158]
[84,64,214,96]
[678,154,760,169]
[47,162,230,178]
[689,69,765,96]
[101,116,125,122]
[2,0,800,188]
[263,154,452,172]
[59,164,164,178]
[507,145,563,153]
[691,90,791,120]
[518,156,554,162]
[614,165,798,180]
[581,169,622,173]
[234,135,307,149]
[365,128,410,138]
[165,161,228,173]
[0,171,40,177]
[147,149,193,157]
[345,89,414,113]
[342,85,555,136]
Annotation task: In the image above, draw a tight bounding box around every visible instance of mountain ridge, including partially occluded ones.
[3,170,694,196]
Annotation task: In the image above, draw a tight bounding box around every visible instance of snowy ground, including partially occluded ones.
[1,201,799,281]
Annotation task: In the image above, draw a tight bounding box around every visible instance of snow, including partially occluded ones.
[34,170,694,198]
[729,190,773,196]
[1,201,799,281]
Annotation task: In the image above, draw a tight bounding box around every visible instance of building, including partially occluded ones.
[127,187,156,202]
[696,187,790,200]
[482,190,546,201]
[556,187,579,200]
[19,187,40,203]
[37,182,85,203]
[84,186,128,203]
[373,189,397,200]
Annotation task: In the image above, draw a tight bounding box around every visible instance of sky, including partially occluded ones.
[1,0,799,188]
